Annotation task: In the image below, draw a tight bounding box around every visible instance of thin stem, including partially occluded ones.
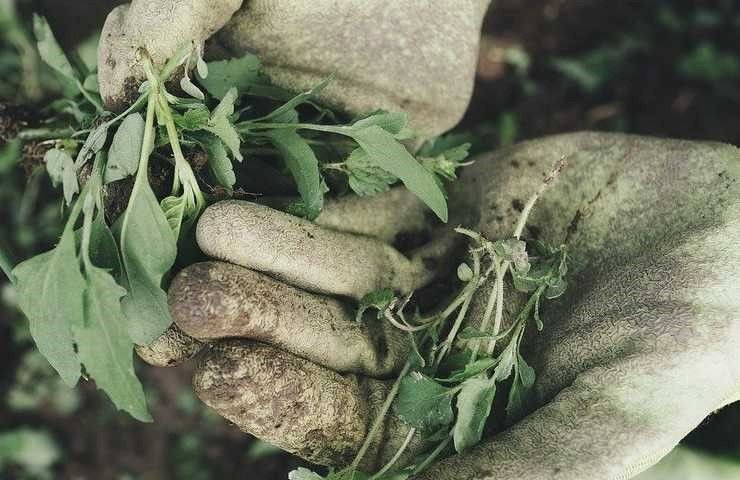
[512,156,567,240]
[75,79,103,113]
[350,361,413,470]
[17,127,75,141]
[469,257,501,360]
[238,121,348,136]
[369,428,416,480]
[133,93,158,188]
[411,430,453,475]
[486,260,508,355]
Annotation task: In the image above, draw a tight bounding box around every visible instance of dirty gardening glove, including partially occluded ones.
[164,132,739,479]
[160,189,462,470]
[98,0,490,138]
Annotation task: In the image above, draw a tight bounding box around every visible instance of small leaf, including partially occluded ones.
[83,74,98,92]
[440,358,497,383]
[105,113,144,183]
[457,262,473,282]
[199,55,261,99]
[180,74,205,100]
[288,468,325,480]
[173,107,210,131]
[267,128,323,219]
[394,371,454,432]
[453,377,496,453]
[545,276,567,299]
[356,288,395,322]
[44,148,79,204]
[76,264,151,421]
[345,148,397,197]
[75,122,110,169]
[205,87,242,161]
[160,195,187,241]
[33,15,78,83]
[352,111,408,135]
[197,133,235,192]
[349,125,448,222]
[12,228,83,386]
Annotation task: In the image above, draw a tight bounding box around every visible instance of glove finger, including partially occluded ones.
[98,0,242,110]
[135,323,204,367]
[196,200,459,300]
[169,261,408,377]
[315,187,432,243]
[193,339,418,469]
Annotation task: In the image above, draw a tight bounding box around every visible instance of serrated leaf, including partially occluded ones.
[205,87,242,161]
[76,264,151,421]
[394,372,454,432]
[349,125,448,222]
[199,55,261,99]
[119,174,177,345]
[44,149,79,204]
[345,148,397,197]
[453,377,496,453]
[12,228,83,386]
[33,15,78,83]
[173,107,210,131]
[105,113,144,183]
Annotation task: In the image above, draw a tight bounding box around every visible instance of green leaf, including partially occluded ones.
[32,14,78,83]
[44,148,78,204]
[76,264,151,421]
[356,287,395,322]
[172,107,210,131]
[350,125,448,222]
[160,194,187,241]
[506,355,536,421]
[12,228,83,386]
[199,55,261,99]
[205,87,242,161]
[89,213,122,277]
[259,77,332,123]
[352,111,409,136]
[75,122,110,169]
[440,358,496,383]
[83,74,98,92]
[197,133,235,191]
[268,128,323,219]
[119,174,177,345]
[345,148,397,197]
[394,372,454,432]
[453,377,496,453]
[105,113,144,183]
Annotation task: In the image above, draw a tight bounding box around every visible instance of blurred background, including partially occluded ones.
[1,0,739,478]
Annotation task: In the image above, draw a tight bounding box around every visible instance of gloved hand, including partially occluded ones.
[98,0,490,138]
[147,132,739,479]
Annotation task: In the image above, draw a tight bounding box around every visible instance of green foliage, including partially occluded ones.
[0,428,60,479]
[198,54,261,99]
[678,43,740,84]
[104,113,144,183]
[394,372,454,432]
[345,148,397,196]
[453,377,496,453]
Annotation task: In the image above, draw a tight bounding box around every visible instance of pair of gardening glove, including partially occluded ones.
[99,1,740,478]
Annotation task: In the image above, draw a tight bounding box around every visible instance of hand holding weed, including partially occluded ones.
[164,132,739,479]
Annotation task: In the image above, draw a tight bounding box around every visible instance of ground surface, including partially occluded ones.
[1,0,739,479]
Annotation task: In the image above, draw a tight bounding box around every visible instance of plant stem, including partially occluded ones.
[411,430,453,475]
[369,428,416,480]
[75,79,103,113]
[486,259,508,355]
[350,361,413,471]
[17,127,75,141]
